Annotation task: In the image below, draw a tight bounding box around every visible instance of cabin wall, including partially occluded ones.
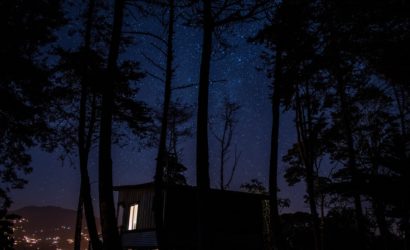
[116,184,267,250]
[118,187,156,231]
[163,187,266,250]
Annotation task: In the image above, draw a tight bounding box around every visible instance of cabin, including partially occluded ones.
[115,183,270,250]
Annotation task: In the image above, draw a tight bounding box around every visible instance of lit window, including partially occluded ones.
[128,204,138,230]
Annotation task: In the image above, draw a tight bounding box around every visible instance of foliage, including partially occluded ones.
[240,179,290,209]
[240,178,266,194]
[255,0,410,249]
[52,47,154,158]
[0,210,20,250]
[0,0,65,208]
[163,152,187,185]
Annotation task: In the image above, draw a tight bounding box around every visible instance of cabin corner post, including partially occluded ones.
[196,187,210,250]
[154,182,166,250]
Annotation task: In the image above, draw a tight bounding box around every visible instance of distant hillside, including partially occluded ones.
[11,206,99,250]
[13,206,78,232]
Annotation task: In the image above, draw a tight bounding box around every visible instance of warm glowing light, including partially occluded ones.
[128,204,139,230]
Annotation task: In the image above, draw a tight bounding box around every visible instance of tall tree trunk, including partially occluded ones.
[319,194,325,250]
[219,130,226,190]
[269,47,286,250]
[75,0,102,249]
[98,0,125,249]
[305,161,321,250]
[79,83,100,250]
[81,140,101,250]
[196,1,213,249]
[154,0,175,249]
[303,156,321,250]
[373,197,390,250]
[196,0,212,189]
[403,158,410,250]
[368,149,390,250]
[294,83,321,250]
[336,77,367,249]
[218,113,228,190]
[392,85,410,250]
[74,190,83,250]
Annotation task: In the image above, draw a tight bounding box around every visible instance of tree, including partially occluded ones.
[125,0,181,248]
[0,0,65,210]
[153,1,176,248]
[54,2,152,249]
[317,6,369,245]
[163,101,193,186]
[252,1,314,248]
[0,211,19,250]
[240,178,267,194]
[278,9,328,247]
[210,98,241,190]
[0,1,65,244]
[353,85,395,250]
[283,80,328,250]
[350,1,410,246]
[72,1,102,249]
[186,0,271,190]
[186,1,271,247]
[98,0,125,249]
[253,1,410,249]
[267,44,287,250]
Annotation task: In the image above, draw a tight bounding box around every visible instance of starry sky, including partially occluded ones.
[10,5,307,213]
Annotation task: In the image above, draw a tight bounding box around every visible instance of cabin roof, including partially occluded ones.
[113,182,269,199]
[113,182,155,191]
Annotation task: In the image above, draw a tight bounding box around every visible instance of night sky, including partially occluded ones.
[10,9,305,212]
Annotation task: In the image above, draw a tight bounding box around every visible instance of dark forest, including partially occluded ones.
[1,0,410,250]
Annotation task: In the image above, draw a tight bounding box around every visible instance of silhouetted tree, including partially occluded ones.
[354,85,395,250]
[125,0,182,248]
[308,1,377,248]
[152,1,176,248]
[253,1,410,249]
[252,1,313,248]
[0,0,65,210]
[71,1,102,249]
[98,0,125,249]
[253,1,409,250]
[54,1,152,246]
[0,211,19,250]
[163,101,192,186]
[210,98,241,190]
[240,178,266,194]
[351,2,410,247]
[271,2,327,249]
[0,1,65,244]
[186,1,272,248]
[283,82,328,250]
[186,0,271,189]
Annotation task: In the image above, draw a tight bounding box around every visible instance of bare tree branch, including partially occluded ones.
[172,83,197,91]
[123,31,167,45]
[225,146,241,189]
[145,70,165,82]
[141,52,166,72]
[149,42,168,57]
